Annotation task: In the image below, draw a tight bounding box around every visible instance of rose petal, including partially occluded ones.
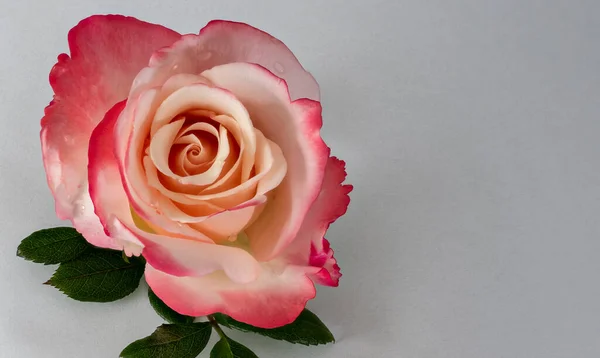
[143,129,284,241]
[201,63,329,260]
[116,90,212,241]
[290,157,351,286]
[165,113,241,190]
[117,220,260,282]
[88,100,144,255]
[201,114,244,192]
[167,122,220,180]
[285,157,352,250]
[129,21,319,103]
[309,238,342,287]
[143,135,281,240]
[145,262,316,328]
[115,75,213,238]
[150,119,229,186]
[189,203,265,241]
[175,121,219,167]
[198,20,320,101]
[144,156,221,211]
[69,191,124,251]
[150,118,187,176]
[151,84,256,182]
[190,130,284,208]
[41,15,180,246]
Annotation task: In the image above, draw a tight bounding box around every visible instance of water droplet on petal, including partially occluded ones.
[64,135,75,145]
[274,62,285,74]
[132,77,143,88]
[199,51,213,61]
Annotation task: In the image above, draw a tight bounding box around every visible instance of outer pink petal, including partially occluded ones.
[198,20,320,101]
[88,101,143,256]
[201,63,329,260]
[308,238,342,287]
[68,192,122,250]
[145,263,316,328]
[286,157,352,287]
[41,15,180,246]
[121,222,260,283]
[128,20,319,102]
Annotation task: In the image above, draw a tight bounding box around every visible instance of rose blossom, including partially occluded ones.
[41,15,352,328]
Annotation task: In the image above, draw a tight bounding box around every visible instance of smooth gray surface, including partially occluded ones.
[1,1,600,357]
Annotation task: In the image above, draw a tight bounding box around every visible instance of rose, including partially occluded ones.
[41,15,351,328]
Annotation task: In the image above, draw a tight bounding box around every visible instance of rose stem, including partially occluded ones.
[207,315,227,340]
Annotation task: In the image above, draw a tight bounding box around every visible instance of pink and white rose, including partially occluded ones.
[41,15,351,328]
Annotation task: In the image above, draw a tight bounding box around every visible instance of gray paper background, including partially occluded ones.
[1,1,600,357]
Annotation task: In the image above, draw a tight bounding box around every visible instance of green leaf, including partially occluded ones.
[148,288,194,324]
[45,249,145,302]
[17,227,89,265]
[213,309,335,346]
[120,323,212,358]
[210,337,259,358]
[211,338,234,358]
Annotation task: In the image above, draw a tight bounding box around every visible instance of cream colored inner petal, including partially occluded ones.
[151,84,256,182]
[170,124,218,176]
[186,147,205,165]
[154,111,245,196]
[135,81,292,234]
[176,124,220,175]
[201,114,245,193]
[173,135,202,176]
[149,114,236,187]
[145,155,221,209]
[179,129,285,208]
[149,118,187,178]
[170,142,213,176]
[177,124,230,185]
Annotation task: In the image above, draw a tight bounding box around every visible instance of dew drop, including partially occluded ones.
[199,51,213,61]
[273,62,285,74]
[132,77,142,88]
[149,198,159,209]
[64,135,75,145]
